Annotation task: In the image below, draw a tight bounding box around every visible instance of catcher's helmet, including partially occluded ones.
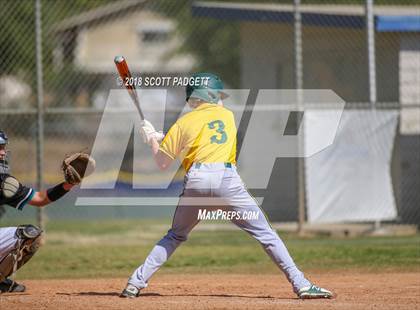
[0,130,8,145]
[186,72,227,104]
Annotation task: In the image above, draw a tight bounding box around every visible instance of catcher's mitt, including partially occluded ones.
[62,152,96,185]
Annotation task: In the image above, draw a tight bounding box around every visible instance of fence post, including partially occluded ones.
[35,0,46,231]
[294,0,306,235]
[366,0,381,231]
[366,0,377,105]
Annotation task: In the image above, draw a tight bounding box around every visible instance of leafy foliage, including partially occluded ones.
[2,0,419,100]
[151,0,240,87]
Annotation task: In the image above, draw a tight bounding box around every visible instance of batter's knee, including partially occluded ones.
[252,229,279,248]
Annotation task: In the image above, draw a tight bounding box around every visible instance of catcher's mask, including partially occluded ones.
[0,130,10,174]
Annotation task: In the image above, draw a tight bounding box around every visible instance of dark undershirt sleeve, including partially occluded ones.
[1,176,35,210]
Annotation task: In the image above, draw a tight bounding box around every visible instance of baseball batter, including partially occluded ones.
[0,130,93,293]
[121,73,333,299]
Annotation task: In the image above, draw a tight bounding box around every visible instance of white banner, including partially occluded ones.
[305,110,398,223]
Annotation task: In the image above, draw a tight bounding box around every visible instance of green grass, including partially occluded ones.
[9,219,420,280]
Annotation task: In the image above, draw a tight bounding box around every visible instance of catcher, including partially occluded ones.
[0,130,95,293]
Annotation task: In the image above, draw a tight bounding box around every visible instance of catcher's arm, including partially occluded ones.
[28,183,74,207]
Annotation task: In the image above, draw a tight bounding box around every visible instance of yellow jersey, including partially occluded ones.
[159,103,237,171]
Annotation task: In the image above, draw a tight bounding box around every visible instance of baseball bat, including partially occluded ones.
[114,55,145,120]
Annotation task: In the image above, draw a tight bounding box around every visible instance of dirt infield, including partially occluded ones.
[1,272,419,310]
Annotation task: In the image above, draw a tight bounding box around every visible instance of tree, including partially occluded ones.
[154,0,240,87]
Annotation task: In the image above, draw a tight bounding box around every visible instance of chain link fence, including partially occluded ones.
[1,0,419,228]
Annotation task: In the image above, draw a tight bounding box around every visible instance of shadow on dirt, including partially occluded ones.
[57,292,288,299]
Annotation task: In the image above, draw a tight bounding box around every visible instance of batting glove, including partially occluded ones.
[140,120,164,145]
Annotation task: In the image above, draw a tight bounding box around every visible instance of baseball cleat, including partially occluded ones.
[119,284,140,298]
[0,278,26,293]
[297,284,333,299]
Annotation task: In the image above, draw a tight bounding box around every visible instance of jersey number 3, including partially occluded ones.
[208,120,227,144]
